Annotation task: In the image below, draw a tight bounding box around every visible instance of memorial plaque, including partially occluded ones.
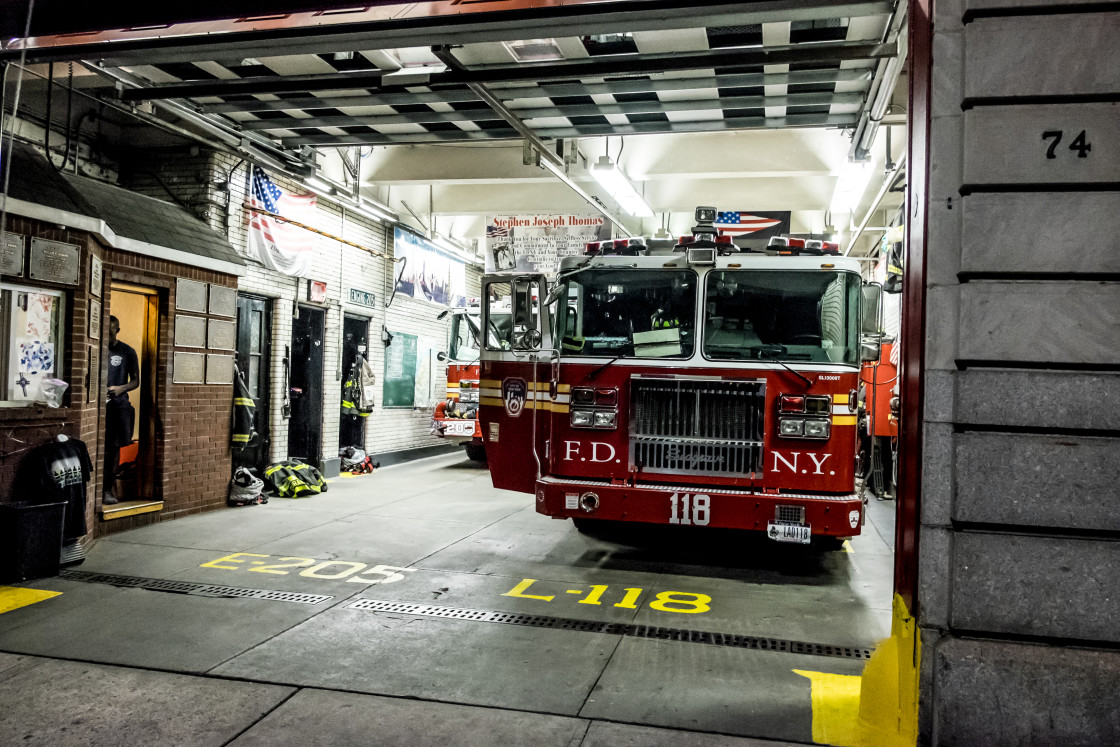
[173,352,206,384]
[88,345,100,403]
[175,315,207,348]
[29,238,79,285]
[89,299,101,339]
[175,278,208,313]
[1,232,24,276]
[208,284,236,318]
[206,354,235,385]
[208,319,236,350]
[90,255,103,297]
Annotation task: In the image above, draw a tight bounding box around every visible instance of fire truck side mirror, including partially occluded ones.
[437,351,448,362]
[861,341,881,363]
[861,283,883,337]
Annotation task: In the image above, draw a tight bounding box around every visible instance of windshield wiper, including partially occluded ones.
[588,354,626,380]
[749,345,812,387]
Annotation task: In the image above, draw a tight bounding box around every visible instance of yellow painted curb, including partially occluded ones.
[0,586,62,614]
[794,669,862,746]
[795,594,920,746]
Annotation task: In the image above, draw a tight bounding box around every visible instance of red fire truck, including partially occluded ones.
[478,207,880,547]
[433,304,486,461]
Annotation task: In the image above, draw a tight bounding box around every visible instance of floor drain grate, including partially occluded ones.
[59,570,333,606]
[348,599,873,660]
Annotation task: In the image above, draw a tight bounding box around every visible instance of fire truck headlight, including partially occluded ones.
[593,411,617,429]
[571,410,594,427]
[804,419,831,439]
[779,418,805,437]
[572,387,596,405]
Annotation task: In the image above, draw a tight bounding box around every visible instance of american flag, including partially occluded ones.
[247,166,317,276]
[714,211,783,236]
[486,225,510,238]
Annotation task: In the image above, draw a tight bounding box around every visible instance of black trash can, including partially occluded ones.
[0,501,66,583]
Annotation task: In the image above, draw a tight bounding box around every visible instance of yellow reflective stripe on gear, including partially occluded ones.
[234,398,255,407]
[232,435,250,443]
[342,400,356,408]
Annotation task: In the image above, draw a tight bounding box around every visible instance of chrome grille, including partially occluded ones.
[776,505,806,524]
[630,376,765,477]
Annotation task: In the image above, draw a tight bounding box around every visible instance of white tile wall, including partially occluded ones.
[218,155,481,463]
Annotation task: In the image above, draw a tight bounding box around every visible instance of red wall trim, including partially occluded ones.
[895,0,933,615]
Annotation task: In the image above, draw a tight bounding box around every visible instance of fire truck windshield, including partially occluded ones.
[557,269,696,357]
[704,270,862,366]
[448,312,481,362]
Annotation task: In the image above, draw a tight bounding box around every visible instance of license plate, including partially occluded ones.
[767,521,811,544]
[443,421,475,436]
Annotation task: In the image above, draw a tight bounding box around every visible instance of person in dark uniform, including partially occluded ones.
[104,315,139,505]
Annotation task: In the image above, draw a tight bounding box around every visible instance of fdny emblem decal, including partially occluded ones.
[849,510,860,529]
[502,377,527,418]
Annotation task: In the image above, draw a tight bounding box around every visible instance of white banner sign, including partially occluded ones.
[394,227,467,307]
[485,214,606,275]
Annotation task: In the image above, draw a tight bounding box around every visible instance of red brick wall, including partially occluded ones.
[99,247,238,534]
[0,217,97,532]
[1,213,239,539]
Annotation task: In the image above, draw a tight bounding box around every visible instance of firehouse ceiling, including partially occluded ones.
[1,0,907,253]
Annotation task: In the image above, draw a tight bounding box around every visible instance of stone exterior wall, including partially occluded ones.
[918,0,1120,742]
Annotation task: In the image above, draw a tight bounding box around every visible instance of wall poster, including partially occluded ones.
[485,214,607,275]
[392,228,467,307]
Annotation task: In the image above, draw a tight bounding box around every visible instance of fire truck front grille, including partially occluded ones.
[630,376,765,477]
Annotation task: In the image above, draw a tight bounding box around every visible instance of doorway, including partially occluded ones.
[287,305,324,466]
[234,294,272,473]
[107,282,161,501]
[339,314,370,450]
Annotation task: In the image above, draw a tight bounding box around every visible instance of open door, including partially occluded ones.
[478,274,550,494]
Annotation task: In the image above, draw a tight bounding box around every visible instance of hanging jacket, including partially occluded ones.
[231,368,256,448]
[263,460,328,498]
[342,354,376,418]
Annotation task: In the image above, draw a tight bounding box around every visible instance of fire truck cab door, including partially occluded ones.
[479,274,551,494]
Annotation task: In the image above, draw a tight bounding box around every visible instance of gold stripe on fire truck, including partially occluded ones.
[833,394,849,404]
[479,396,571,413]
[479,380,571,393]
[832,415,857,426]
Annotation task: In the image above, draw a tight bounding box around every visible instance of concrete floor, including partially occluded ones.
[0,452,896,746]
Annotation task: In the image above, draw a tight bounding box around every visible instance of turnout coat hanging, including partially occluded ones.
[342,354,376,418]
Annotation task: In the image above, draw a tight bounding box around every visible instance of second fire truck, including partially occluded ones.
[478,207,880,547]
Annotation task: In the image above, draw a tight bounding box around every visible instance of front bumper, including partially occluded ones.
[535,476,863,537]
[433,418,479,444]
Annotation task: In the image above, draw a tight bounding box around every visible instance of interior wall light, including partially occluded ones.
[590,156,654,218]
[303,175,335,195]
[828,159,875,217]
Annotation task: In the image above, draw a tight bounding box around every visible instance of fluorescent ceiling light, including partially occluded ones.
[590,156,653,218]
[503,39,565,62]
[345,202,382,223]
[829,159,874,216]
[303,175,334,195]
[433,234,479,264]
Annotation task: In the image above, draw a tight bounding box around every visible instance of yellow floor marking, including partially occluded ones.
[0,586,62,614]
[795,594,920,747]
[794,669,862,746]
[843,540,854,554]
